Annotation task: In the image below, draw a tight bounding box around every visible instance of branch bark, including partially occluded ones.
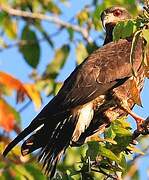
[0,3,92,42]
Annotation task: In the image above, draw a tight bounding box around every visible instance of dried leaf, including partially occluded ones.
[129,77,142,106]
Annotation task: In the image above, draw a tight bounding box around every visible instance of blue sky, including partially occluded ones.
[0,0,149,179]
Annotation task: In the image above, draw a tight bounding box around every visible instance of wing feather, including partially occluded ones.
[55,38,143,108]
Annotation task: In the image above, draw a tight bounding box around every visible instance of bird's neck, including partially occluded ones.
[103,24,115,45]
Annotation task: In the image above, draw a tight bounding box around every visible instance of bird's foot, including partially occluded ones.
[124,117,149,155]
[133,117,149,136]
[122,106,145,131]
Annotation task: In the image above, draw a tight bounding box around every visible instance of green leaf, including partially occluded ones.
[76,42,88,64]
[92,5,103,30]
[0,11,7,25]
[112,125,131,136]
[13,165,34,180]
[98,145,119,163]
[105,126,116,139]
[121,20,137,39]
[113,20,137,41]
[119,153,127,171]
[67,27,74,41]
[25,164,47,180]
[45,45,70,79]
[87,141,100,161]
[19,25,40,68]
[113,21,125,41]
[53,82,63,95]
[86,42,98,54]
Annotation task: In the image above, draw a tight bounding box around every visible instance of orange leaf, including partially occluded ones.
[0,71,29,102]
[24,84,42,110]
[129,77,142,106]
[0,99,15,132]
[0,71,25,91]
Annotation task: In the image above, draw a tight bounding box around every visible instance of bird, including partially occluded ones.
[3,6,145,178]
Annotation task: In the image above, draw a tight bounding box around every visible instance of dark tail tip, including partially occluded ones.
[3,124,36,157]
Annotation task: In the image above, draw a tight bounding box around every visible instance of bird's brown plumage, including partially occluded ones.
[3,6,145,178]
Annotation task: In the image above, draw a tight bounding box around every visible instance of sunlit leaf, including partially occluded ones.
[98,145,119,163]
[45,45,70,79]
[0,71,28,102]
[0,71,26,92]
[92,5,103,30]
[3,18,17,39]
[113,21,125,41]
[25,164,47,180]
[53,82,63,95]
[112,125,131,136]
[0,98,16,132]
[19,25,40,68]
[24,84,42,110]
[129,77,142,106]
[113,20,137,41]
[47,2,61,14]
[142,29,149,45]
[77,9,89,25]
[13,165,34,180]
[119,153,127,171]
[105,126,116,139]
[76,42,88,64]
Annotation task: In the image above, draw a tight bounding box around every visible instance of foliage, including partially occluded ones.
[0,0,149,179]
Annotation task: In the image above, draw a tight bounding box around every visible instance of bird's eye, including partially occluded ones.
[113,9,122,17]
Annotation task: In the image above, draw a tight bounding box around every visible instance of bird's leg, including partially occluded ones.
[121,105,144,131]
[116,97,144,131]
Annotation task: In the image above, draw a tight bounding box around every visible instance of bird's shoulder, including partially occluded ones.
[52,38,143,109]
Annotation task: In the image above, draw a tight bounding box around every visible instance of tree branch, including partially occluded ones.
[0,3,92,43]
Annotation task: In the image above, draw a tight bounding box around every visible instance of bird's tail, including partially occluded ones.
[3,112,79,178]
[37,114,78,177]
[3,119,44,157]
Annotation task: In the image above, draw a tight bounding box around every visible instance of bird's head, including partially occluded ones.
[101,6,131,30]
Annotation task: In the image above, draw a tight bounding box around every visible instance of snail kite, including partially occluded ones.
[3,6,145,177]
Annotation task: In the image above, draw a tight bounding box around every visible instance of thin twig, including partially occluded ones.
[0,3,92,42]
[0,29,65,52]
[18,100,32,113]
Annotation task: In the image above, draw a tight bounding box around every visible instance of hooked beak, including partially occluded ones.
[101,14,117,30]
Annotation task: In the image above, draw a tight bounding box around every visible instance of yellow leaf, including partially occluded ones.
[3,18,17,39]
[129,77,142,106]
[24,84,42,110]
